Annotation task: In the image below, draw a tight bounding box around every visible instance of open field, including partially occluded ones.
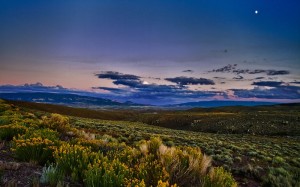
[0,99,300,186]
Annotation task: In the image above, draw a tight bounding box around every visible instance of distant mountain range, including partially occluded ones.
[0,92,143,109]
[167,100,278,108]
[0,92,280,109]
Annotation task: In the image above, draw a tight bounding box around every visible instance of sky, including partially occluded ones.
[0,0,300,105]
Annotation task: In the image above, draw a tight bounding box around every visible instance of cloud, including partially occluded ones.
[92,87,125,93]
[94,71,226,104]
[96,71,140,80]
[210,64,290,76]
[231,85,300,99]
[165,76,215,86]
[213,77,226,79]
[182,70,194,73]
[233,75,244,80]
[0,82,106,99]
[255,77,265,80]
[252,81,283,87]
[92,70,299,104]
[266,70,289,76]
[0,82,66,93]
[93,82,225,105]
[113,79,142,87]
[211,64,237,73]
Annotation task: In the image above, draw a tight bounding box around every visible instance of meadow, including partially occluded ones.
[0,99,300,186]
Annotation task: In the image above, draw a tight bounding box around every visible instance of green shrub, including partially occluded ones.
[138,153,169,186]
[77,138,126,154]
[272,156,285,165]
[84,158,128,187]
[133,138,169,186]
[0,124,27,140]
[203,167,238,187]
[21,128,60,142]
[160,145,212,186]
[263,167,300,187]
[12,137,55,165]
[0,116,11,125]
[41,114,71,133]
[40,164,64,186]
[53,143,98,182]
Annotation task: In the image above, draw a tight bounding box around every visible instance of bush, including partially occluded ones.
[84,158,128,187]
[76,138,126,154]
[159,145,212,186]
[137,138,170,186]
[12,137,55,165]
[203,167,238,187]
[40,164,64,186]
[123,178,146,187]
[0,124,27,141]
[157,180,179,187]
[0,116,11,125]
[262,167,300,187]
[41,114,71,133]
[21,128,60,142]
[53,143,98,182]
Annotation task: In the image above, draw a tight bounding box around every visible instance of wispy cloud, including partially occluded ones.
[182,69,194,73]
[210,64,290,76]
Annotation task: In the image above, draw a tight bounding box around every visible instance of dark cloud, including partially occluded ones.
[231,85,300,99]
[148,77,161,80]
[213,77,226,79]
[182,70,194,73]
[266,70,290,76]
[255,77,265,80]
[93,70,298,104]
[92,87,125,93]
[252,81,283,87]
[93,82,225,105]
[165,76,215,85]
[211,64,237,73]
[96,71,140,80]
[210,64,290,76]
[246,69,265,74]
[93,71,225,105]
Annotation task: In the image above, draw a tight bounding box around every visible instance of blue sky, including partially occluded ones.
[0,0,299,104]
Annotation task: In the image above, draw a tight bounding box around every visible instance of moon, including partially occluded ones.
[255,10,259,14]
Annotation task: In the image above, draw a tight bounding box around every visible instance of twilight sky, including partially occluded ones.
[0,0,300,105]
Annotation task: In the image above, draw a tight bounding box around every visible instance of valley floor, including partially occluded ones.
[1,100,300,186]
